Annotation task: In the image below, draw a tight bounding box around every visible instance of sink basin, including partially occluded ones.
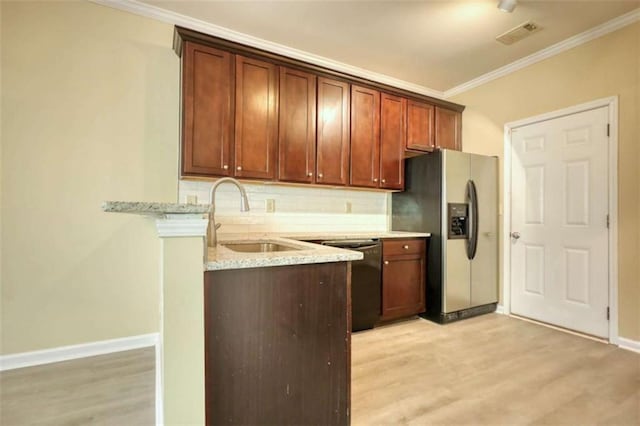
[221,241,303,253]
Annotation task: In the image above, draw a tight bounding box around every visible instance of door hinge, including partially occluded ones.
[607,124,610,137]
[606,214,610,229]
[606,307,610,320]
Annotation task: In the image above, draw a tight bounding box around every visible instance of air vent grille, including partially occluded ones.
[496,21,541,45]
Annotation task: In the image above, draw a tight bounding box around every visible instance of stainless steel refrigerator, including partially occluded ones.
[392,150,498,323]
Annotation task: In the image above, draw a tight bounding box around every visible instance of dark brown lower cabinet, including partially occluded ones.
[204,262,351,426]
[381,238,426,321]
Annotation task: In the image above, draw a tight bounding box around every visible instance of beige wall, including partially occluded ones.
[451,23,640,340]
[1,2,179,354]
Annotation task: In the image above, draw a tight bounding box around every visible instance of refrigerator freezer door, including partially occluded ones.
[443,150,471,313]
[470,154,499,306]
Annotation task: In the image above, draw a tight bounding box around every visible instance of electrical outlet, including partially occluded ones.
[345,201,352,214]
[265,199,276,213]
[186,194,198,204]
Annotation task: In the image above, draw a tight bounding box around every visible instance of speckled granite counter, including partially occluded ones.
[206,231,429,271]
[206,236,363,271]
[103,202,428,271]
[102,201,210,216]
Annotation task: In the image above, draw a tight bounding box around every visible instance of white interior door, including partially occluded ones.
[510,106,609,338]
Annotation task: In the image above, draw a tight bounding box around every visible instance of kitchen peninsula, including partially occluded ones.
[103,201,428,424]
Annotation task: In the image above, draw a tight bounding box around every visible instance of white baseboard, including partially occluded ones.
[495,304,505,314]
[0,333,159,371]
[617,337,640,354]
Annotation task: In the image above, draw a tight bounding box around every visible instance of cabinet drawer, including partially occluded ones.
[383,238,425,257]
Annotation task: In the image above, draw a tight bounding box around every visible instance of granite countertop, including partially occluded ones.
[102,201,429,271]
[102,201,210,216]
[206,236,364,271]
[206,231,430,271]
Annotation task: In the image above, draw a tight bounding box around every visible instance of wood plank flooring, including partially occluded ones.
[1,314,638,425]
[0,347,155,425]
[352,314,640,425]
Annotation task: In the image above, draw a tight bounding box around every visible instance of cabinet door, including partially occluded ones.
[181,42,234,177]
[435,107,462,151]
[278,67,317,183]
[382,257,426,320]
[380,93,406,190]
[234,56,278,179]
[317,78,350,186]
[406,100,435,152]
[350,85,380,188]
[381,238,426,321]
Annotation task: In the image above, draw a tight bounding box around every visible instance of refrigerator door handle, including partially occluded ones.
[466,179,479,260]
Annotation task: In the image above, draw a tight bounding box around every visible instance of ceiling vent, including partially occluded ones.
[496,21,541,45]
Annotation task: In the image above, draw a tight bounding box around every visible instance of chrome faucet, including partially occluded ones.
[208,177,250,247]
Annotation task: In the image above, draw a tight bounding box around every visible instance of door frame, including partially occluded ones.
[502,96,619,344]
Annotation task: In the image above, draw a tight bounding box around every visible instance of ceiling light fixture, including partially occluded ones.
[497,0,517,13]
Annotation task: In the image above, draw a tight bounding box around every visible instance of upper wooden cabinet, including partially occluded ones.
[379,93,406,190]
[316,78,350,186]
[174,27,465,187]
[350,85,381,188]
[406,100,435,152]
[278,67,317,183]
[435,107,462,151]
[234,56,279,180]
[181,42,234,177]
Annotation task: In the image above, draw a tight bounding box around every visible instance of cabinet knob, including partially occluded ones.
[236,166,242,171]
[223,165,228,170]
[381,179,386,183]
[403,245,409,250]
[318,173,323,178]
[384,260,389,265]
[373,178,378,183]
[308,172,313,177]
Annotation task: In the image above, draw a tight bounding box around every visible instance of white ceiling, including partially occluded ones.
[142,0,639,92]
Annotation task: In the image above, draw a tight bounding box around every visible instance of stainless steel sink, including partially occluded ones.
[221,241,303,253]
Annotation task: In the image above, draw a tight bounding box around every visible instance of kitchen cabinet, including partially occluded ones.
[181,42,234,177]
[435,106,462,151]
[380,93,406,190]
[278,67,317,183]
[350,85,380,188]
[406,99,435,152]
[174,27,465,185]
[205,263,350,425]
[316,77,350,186]
[234,55,279,180]
[381,238,426,320]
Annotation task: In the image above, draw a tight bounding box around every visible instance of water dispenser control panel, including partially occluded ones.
[448,203,468,240]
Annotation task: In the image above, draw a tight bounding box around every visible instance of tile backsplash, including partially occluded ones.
[179,180,390,234]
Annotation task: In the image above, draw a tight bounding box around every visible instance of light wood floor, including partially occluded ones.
[352,314,640,425]
[1,315,638,425]
[0,347,155,425]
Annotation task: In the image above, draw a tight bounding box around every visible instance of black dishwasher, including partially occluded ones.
[321,239,381,332]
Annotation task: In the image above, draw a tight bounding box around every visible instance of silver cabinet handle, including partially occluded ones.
[381,179,386,183]
[384,260,389,265]
[403,245,409,250]
[511,232,521,240]
[373,178,378,182]
[223,165,228,170]
[307,172,313,177]
[236,166,242,171]
[318,173,323,178]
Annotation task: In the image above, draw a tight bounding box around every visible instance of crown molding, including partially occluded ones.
[91,1,639,102]
[90,0,446,99]
[444,8,640,98]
